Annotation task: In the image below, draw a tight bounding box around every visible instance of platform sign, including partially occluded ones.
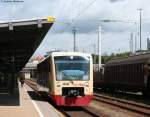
[47,16,55,22]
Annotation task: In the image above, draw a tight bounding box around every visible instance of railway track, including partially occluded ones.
[59,106,103,117]
[26,79,150,116]
[25,79,107,117]
[94,93,150,116]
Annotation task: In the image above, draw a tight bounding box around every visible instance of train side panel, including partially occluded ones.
[94,54,150,95]
[103,63,145,91]
[37,57,51,95]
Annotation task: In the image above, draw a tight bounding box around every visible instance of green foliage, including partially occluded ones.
[92,52,131,64]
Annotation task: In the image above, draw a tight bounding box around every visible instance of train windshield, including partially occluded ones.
[54,56,90,81]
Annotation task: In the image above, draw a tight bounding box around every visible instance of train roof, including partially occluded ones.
[106,53,150,66]
[51,52,92,57]
[38,52,92,65]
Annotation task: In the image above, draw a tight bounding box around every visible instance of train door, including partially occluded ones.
[100,66,105,80]
[48,57,55,95]
[147,64,150,90]
[0,73,9,92]
[144,64,149,87]
[48,59,52,93]
[142,64,150,93]
[142,64,150,96]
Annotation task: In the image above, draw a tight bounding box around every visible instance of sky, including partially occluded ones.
[0,0,150,56]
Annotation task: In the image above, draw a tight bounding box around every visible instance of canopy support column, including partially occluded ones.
[9,52,16,94]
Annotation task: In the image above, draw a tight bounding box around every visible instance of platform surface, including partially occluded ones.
[0,84,62,117]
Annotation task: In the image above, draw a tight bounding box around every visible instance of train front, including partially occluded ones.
[51,52,93,106]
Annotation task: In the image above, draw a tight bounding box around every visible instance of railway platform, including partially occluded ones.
[0,83,63,117]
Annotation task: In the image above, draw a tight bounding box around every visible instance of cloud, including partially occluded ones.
[0,0,149,55]
[109,0,124,3]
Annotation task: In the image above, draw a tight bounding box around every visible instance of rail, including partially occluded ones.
[94,93,150,116]
[25,79,107,117]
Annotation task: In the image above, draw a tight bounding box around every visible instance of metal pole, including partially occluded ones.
[10,52,15,94]
[140,10,142,51]
[93,43,96,54]
[138,9,142,51]
[72,26,76,52]
[135,34,137,52]
[147,38,150,51]
[130,37,131,53]
[131,33,133,53]
[98,26,101,72]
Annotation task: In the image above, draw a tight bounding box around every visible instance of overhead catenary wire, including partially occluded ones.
[46,1,149,53]
[57,0,98,33]
[56,1,69,19]
[72,0,97,22]
[81,23,137,54]
[49,0,141,49]
[49,0,99,49]
[101,23,137,44]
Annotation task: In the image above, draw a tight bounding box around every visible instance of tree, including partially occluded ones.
[92,51,131,64]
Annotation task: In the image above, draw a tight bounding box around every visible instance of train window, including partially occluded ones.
[54,56,90,81]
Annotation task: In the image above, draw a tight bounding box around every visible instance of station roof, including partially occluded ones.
[0,17,55,73]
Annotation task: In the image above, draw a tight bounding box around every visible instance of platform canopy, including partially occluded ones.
[0,17,55,73]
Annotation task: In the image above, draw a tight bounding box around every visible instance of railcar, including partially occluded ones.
[93,64,105,88]
[94,53,150,95]
[37,52,93,106]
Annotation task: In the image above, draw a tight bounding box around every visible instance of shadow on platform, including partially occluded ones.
[0,86,20,106]
[27,91,46,102]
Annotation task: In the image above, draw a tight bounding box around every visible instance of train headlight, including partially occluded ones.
[85,82,89,87]
[57,82,61,87]
[69,89,79,96]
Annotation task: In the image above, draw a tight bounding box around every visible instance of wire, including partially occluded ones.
[103,23,137,40]
[47,0,138,53]
[49,0,98,46]
[55,19,137,24]
[56,2,69,19]
[72,0,97,22]
[56,0,98,33]
[78,23,137,54]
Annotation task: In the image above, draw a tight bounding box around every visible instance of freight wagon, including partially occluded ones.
[94,53,150,95]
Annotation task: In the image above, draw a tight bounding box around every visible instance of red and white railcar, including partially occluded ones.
[37,52,93,106]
